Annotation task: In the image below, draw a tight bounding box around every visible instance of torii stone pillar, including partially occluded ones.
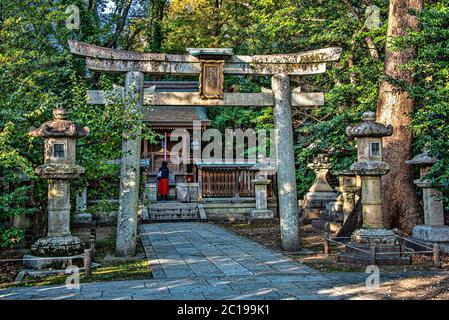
[272,73,300,251]
[116,71,144,257]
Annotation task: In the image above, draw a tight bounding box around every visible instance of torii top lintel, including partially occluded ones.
[68,40,342,76]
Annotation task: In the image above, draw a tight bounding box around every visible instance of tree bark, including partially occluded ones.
[375,0,422,232]
[149,0,167,52]
[365,36,380,61]
[107,0,133,49]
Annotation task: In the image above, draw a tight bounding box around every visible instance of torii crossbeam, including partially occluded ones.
[69,40,342,256]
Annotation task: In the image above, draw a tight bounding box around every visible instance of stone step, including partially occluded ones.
[146,202,206,222]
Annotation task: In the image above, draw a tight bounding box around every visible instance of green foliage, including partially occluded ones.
[162,0,387,196]
[400,1,449,209]
[0,226,24,249]
[0,0,157,246]
[1,0,448,247]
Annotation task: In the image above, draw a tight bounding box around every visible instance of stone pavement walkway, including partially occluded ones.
[139,223,318,279]
[1,222,448,300]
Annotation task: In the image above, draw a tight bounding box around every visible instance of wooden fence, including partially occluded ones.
[200,168,275,198]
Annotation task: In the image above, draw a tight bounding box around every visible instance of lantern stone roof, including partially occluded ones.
[143,81,211,129]
[406,152,437,166]
[346,111,393,138]
[29,108,89,138]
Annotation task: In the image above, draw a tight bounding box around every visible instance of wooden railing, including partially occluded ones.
[200,168,275,198]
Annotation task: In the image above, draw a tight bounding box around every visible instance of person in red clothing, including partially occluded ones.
[157,161,170,201]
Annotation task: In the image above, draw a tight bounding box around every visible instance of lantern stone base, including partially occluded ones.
[23,236,84,270]
[413,225,449,242]
[303,192,337,220]
[31,235,84,257]
[412,225,449,254]
[338,228,411,266]
[22,254,84,270]
[351,228,396,245]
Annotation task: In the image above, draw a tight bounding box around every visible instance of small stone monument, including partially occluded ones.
[406,152,449,253]
[25,108,89,269]
[312,172,361,233]
[336,171,360,223]
[339,111,410,265]
[73,187,93,224]
[250,176,274,221]
[303,154,337,220]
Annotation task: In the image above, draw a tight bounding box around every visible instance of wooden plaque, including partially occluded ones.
[199,60,224,99]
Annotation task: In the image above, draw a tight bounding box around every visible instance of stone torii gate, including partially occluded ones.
[69,41,342,256]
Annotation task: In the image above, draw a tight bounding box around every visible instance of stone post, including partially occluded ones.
[336,172,360,223]
[73,187,92,224]
[75,188,87,212]
[116,71,144,257]
[272,73,300,251]
[406,152,449,252]
[47,180,71,237]
[250,177,274,221]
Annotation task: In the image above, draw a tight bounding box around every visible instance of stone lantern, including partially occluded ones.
[406,152,449,252]
[339,111,410,265]
[303,154,336,221]
[25,108,89,268]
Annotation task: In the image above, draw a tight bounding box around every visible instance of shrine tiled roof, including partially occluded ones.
[143,81,211,128]
[144,106,210,128]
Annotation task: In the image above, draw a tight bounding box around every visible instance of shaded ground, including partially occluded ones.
[216,221,449,299]
[218,222,449,272]
[0,226,151,289]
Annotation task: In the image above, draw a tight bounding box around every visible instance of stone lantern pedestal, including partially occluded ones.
[24,109,89,269]
[338,111,410,265]
[407,152,449,253]
[250,177,274,222]
[303,157,336,221]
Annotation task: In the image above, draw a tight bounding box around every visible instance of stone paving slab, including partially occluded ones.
[1,222,448,300]
[1,272,447,300]
[138,223,316,280]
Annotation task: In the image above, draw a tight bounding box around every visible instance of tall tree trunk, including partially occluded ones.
[0,0,3,26]
[376,0,422,232]
[108,0,133,49]
[149,0,167,52]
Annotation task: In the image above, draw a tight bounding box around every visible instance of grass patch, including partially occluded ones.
[0,226,151,289]
[1,260,151,289]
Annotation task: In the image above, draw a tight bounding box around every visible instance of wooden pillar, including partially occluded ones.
[197,167,203,201]
[116,71,144,257]
[272,73,300,251]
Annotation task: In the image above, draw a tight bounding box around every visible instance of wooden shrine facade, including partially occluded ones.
[140,81,276,201]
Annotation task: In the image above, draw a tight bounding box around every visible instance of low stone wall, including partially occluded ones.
[202,198,278,222]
